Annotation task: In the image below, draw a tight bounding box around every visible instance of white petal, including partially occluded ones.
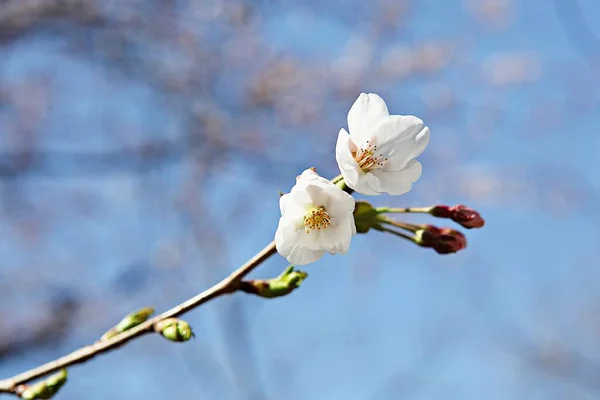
[351,175,382,196]
[368,159,423,195]
[303,182,348,216]
[335,128,362,192]
[347,93,389,145]
[327,217,355,254]
[289,182,315,204]
[312,214,354,254]
[323,184,356,219]
[296,168,332,186]
[304,183,330,209]
[274,222,296,260]
[287,247,325,265]
[370,115,425,151]
[379,122,430,172]
[279,193,307,220]
[274,217,302,252]
[275,217,325,265]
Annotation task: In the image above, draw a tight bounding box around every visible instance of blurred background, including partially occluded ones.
[1,0,600,398]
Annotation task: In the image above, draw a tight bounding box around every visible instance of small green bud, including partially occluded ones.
[20,369,67,399]
[101,307,154,340]
[154,318,194,342]
[353,201,382,233]
[240,265,308,299]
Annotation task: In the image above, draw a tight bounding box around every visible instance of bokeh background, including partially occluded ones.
[1,0,600,398]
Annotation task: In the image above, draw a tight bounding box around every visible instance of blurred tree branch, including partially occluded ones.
[0,241,276,396]
[0,295,79,360]
[0,139,309,180]
[0,0,101,40]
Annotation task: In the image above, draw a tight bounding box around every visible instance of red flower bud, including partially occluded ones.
[429,205,485,229]
[416,225,467,254]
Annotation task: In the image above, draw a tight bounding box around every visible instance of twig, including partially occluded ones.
[0,241,277,396]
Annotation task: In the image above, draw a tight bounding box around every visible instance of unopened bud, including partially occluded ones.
[101,307,154,340]
[429,205,485,229]
[415,225,467,254]
[353,201,382,234]
[154,318,194,342]
[240,265,307,299]
[20,369,68,400]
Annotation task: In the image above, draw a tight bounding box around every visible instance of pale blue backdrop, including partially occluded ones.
[1,0,600,398]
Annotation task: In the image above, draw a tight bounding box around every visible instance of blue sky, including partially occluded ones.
[1,0,600,398]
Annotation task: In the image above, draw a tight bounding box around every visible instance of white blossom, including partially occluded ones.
[275,168,356,265]
[335,93,430,195]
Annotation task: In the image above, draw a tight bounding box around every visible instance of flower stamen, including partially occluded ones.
[354,140,387,172]
[303,206,331,234]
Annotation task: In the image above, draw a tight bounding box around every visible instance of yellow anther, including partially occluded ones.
[303,206,331,234]
[354,141,387,172]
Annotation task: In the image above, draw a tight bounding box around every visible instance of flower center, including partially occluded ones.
[354,140,387,172]
[303,206,331,234]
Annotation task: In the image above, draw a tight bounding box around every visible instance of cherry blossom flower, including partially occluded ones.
[275,168,356,265]
[336,93,430,195]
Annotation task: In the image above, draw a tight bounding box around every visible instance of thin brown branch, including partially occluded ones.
[0,241,277,396]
